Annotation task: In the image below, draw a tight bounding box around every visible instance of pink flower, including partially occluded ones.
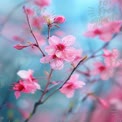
[40,54,64,70]
[34,0,51,7]
[31,16,44,28]
[14,44,28,50]
[84,21,122,41]
[17,69,34,81]
[24,8,34,16]
[54,16,65,24]
[93,62,113,80]
[13,36,25,42]
[46,35,77,62]
[103,49,121,67]
[13,70,40,98]
[60,74,85,98]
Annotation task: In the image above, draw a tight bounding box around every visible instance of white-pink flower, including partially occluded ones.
[13,69,40,98]
[60,74,85,98]
[45,35,77,62]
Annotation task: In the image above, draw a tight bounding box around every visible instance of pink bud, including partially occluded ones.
[14,44,27,50]
[54,16,65,24]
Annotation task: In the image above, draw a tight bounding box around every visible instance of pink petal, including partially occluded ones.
[17,70,33,79]
[60,88,74,98]
[49,36,60,45]
[64,48,77,62]
[99,33,112,42]
[62,35,75,46]
[50,59,64,70]
[45,45,56,54]
[15,91,21,99]
[55,50,64,58]
[40,56,51,63]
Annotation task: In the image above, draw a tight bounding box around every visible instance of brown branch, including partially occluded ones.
[23,6,45,56]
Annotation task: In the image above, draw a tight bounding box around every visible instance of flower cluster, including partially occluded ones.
[13,70,40,98]
[40,35,82,70]
[92,49,121,80]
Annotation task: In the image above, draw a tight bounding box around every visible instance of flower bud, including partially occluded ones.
[14,44,27,50]
[54,16,65,24]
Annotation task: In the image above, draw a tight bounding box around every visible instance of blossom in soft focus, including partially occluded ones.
[14,44,28,50]
[93,62,113,80]
[31,17,43,28]
[103,49,121,67]
[45,35,77,62]
[60,74,85,98]
[13,36,25,42]
[54,16,65,24]
[84,21,122,41]
[34,0,51,7]
[24,8,34,16]
[13,70,40,98]
[40,35,81,70]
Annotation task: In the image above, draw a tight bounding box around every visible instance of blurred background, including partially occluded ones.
[0,0,122,122]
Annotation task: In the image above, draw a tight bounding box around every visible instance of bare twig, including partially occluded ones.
[23,6,45,56]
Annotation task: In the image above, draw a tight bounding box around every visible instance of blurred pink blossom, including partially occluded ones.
[13,70,40,98]
[84,21,122,41]
[60,74,85,98]
[92,62,113,80]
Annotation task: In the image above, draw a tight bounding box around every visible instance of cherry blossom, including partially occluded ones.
[84,21,122,41]
[60,74,85,98]
[13,70,40,98]
[31,17,43,28]
[92,62,113,80]
[45,35,77,62]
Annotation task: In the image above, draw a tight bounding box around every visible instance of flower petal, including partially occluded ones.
[62,35,75,46]
[49,36,60,45]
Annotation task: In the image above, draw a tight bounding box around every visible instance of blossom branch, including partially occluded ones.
[23,6,45,56]
[24,69,53,122]
[42,56,87,103]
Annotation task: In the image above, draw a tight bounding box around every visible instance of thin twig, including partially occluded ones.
[23,6,45,56]
[42,56,87,103]
[24,69,53,122]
